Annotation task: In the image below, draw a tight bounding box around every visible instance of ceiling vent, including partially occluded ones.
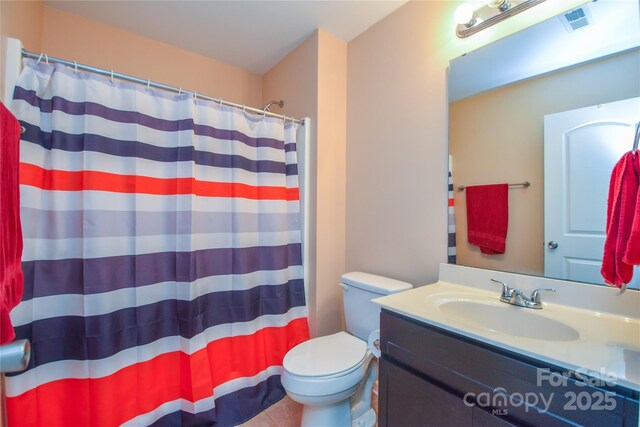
[560,4,594,32]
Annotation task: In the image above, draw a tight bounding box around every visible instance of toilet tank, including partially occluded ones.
[341,272,413,341]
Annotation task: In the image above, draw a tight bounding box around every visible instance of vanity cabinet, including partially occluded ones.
[378,309,639,427]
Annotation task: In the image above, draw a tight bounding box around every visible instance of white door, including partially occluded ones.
[544,97,640,289]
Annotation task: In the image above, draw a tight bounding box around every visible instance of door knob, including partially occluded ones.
[547,241,558,249]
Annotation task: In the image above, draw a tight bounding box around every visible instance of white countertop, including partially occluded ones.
[374,280,640,392]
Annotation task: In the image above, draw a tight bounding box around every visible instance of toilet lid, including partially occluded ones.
[283,332,367,377]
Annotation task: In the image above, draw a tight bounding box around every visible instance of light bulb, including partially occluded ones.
[455,4,476,26]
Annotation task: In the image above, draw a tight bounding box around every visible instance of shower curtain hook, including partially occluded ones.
[73,61,78,74]
[36,53,43,64]
[146,79,151,91]
[44,54,49,64]
[218,98,223,107]
[178,88,182,96]
[110,70,114,84]
[194,91,198,101]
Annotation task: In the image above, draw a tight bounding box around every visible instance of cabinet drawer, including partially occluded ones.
[381,309,635,427]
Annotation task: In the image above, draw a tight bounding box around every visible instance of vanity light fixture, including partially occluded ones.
[455,0,546,38]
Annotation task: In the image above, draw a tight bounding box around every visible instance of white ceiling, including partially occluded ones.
[44,0,408,75]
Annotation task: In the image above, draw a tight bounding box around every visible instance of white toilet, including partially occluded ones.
[282,272,413,427]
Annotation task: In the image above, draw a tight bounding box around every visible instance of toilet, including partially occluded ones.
[282,272,413,427]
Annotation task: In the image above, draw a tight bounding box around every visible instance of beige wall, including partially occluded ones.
[0,0,44,101]
[262,29,347,337]
[315,30,347,336]
[450,49,640,276]
[0,0,43,52]
[2,4,261,105]
[39,6,262,106]
[346,1,455,287]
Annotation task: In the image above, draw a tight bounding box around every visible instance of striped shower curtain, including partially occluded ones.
[5,59,309,426]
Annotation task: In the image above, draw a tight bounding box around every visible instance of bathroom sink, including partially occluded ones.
[438,300,580,342]
[374,279,640,391]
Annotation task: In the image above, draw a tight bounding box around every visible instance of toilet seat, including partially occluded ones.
[284,332,367,377]
[282,332,370,397]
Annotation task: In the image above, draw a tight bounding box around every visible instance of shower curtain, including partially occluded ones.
[5,59,309,426]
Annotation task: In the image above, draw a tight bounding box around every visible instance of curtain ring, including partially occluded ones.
[73,61,78,73]
[242,104,246,113]
[194,91,198,101]
[218,98,223,107]
[110,70,114,84]
[147,79,151,91]
[44,54,49,64]
[36,53,43,64]
[178,88,182,96]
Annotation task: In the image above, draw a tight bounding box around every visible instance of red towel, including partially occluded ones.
[466,184,508,255]
[601,152,638,287]
[0,102,24,344]
[623,153,640,265]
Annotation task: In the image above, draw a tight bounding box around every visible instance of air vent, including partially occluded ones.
[560,5,594,32]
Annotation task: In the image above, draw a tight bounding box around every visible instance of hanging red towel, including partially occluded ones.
[623,153,640,265]
[601,152,638,287]
[0,102,24,344]
[466,184,509,255]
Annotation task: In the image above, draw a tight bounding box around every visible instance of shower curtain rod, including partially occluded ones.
[21,50,305,125]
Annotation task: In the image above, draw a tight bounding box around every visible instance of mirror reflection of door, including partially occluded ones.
[544,97,640,289]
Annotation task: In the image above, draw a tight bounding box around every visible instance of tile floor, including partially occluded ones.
[241,387,378,427]
[240,395,302,427]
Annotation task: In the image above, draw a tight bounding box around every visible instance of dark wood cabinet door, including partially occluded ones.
[379,359,473,427]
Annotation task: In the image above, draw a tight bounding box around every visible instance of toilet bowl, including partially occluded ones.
[282,272,412,427]
[283,332,371,426]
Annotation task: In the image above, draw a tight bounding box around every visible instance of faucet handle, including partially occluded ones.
[490,279,513,298]
[530,288,556,304]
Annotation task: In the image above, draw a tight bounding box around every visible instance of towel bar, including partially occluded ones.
[457,181,530,192]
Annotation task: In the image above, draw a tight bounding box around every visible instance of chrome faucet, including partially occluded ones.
[490,279,555,309]
[491,279,514,302]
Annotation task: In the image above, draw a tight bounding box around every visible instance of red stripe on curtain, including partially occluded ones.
[6,318,309,427]
[19,163,300,201]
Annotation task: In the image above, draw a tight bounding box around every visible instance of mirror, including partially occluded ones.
[448,0,640,289]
